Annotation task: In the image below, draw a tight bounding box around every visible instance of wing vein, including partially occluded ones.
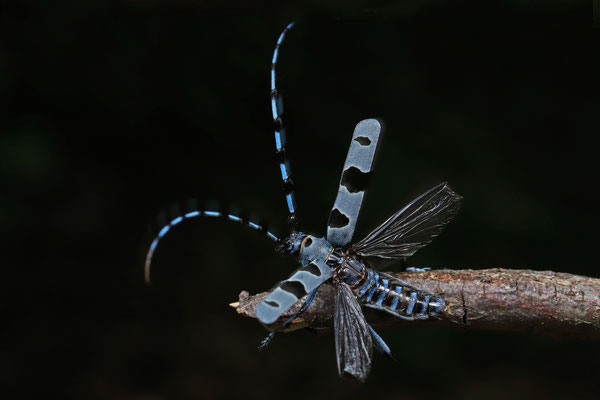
[349,182,462,261]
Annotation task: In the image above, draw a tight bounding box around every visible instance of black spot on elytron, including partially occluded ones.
[273,117,283,131]
[354,136,371,146]
[304,262,322,277]
[341,166,370,193]
[328,208,350,228]
[265,300,279,307]
[304,237,313,247]
[280,280,307,299]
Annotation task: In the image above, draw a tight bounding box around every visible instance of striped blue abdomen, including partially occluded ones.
[356,270,444,319]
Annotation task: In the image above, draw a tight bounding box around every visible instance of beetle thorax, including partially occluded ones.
[298,235,334,266]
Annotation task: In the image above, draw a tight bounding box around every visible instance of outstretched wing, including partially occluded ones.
[256,259,332,325]
[349,182,462,261]
[327,119,382,248]
[334,282,373,382]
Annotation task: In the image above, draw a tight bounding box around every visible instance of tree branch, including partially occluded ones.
[231,269,600,340]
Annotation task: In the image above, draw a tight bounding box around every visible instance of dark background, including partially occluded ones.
[1,1,596,399]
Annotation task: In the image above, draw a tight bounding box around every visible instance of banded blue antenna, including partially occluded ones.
[144,205,279,285]
[271,22,298,229]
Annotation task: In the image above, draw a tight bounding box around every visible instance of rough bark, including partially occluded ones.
[231,268,600,340]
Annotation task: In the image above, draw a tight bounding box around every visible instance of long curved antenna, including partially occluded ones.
[271,22,298,229]
[145,209,279,285]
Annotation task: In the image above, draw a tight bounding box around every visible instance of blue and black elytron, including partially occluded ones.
[144,22,462,382]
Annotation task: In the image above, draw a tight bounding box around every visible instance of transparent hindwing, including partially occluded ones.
[349,182,462,261]
[334,282,373,382]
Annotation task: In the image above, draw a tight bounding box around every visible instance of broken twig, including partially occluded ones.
[232,268,600,340]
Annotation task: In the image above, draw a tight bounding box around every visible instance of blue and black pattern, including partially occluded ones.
[143,22,462,383]
[253,23,462,383]
[145,207,278,285]
[270,22,298,228]
[357,271,444,320]
[327,119,382,248]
